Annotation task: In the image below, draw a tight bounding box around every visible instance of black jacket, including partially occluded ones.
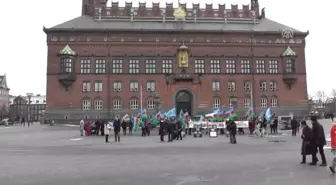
[291,119,298,128]
[312,122,326,146]
[114,120,121,133]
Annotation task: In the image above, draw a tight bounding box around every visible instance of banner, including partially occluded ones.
[188,121,248,129]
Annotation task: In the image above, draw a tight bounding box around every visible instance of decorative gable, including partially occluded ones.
[283,46,296,57]
[59,45,76,56]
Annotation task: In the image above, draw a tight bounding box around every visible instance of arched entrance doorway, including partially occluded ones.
[175,90,193,116]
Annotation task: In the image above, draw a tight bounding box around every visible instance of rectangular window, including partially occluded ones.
[226,60,236,73]
[241,60,250,73]
[228,81,236,92]
[195,60,205,73]
[80,60,90,74]
[95,60,106,74]
[270,81,277,91]
[112,60,123,74]
[94,81,103,92]
[129,60,140,74]
[113,81,122,92]
[130,81,139,92]
[285,59,295,73]
[213,98,220,108]
[162,60,173,74]
[82,81,91,92]
[256,60,265,73]
[244,81,251,92]
[61,58,72,73]
[243,98,251,108]
[212,81,220,91]
[269,60,278,74]
[146,81,156,92]
[260,81,266,91]
[210,60,220,73]
[145,60,156,74]
[94,100,103,110]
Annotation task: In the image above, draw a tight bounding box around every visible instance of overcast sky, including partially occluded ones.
[1,0,334,98]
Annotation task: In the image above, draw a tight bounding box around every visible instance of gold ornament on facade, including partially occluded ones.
[178,51,188,68]
[174,7,186,20]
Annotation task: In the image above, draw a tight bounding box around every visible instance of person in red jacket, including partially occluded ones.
[329,122,336,173]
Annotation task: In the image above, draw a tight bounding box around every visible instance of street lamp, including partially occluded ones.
[26,93,33,123]
[153,92,161,112]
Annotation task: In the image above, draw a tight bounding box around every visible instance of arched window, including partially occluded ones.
[130,98,139,110]
[213,97,220,108]
[82,99,91,110]
[243,96,251,108]
[113,99,122,110]
[260,96,267,108]
[271,96,278,107]
[94,99,103,110]
[147,99,155,109]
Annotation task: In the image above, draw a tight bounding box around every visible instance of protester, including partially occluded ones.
[300,121,313,164]
[159,120,166,142]
[329,122,336,173]
[310,116,327,166]
[104,122,111,143]
[79,120,85,136]
[114,117,121,142]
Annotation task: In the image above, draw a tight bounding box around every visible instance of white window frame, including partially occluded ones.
[113,81,122,92]
[130,99,139,110]
[269,60,278,74]
[244,81,251,92]
[146,81,155,92]
[241,60,250,73]
[80,59,91,74]
[226,60,236,73]
[195,60,205,73]
[270,81,277,91]
[212,81,220,91]
[260,97,267,108]
[260,81,266,91]
[243,98,251,108]
[228,98,233,108]
[129,60,140,74]
[95,60,106,74]
[82,99,91,110]
[147,99,155,109]
[82,81,91,92]
[113,99,122,109]
[228,81,236,92]
[94,99,103,110]
[213,98,220,108]
[112,59,123,74]
[271,97,278,107]
[210,60,220,73]
[130,82,139,92]
[256,60,265,74]
[145,59,156,74]
[94,81,103,92]
[162,60,173,74]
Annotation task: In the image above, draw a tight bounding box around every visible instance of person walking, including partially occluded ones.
[291,118,298,136]
[114,118,121,142]
[159,120,166,142]
[300,121,313,164]
[79,120,85,136]
[310,116,327,166]
[329,122,336,173]
[104,122,111,143]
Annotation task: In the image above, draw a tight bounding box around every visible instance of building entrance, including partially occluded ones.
[175,90,192,116]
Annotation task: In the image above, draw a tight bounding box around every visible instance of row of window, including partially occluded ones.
[61,59,296,74]
[212,80,277,92]
[82,80,278,93]
[82,96,278,110]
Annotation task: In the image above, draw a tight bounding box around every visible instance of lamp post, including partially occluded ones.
[308,98,314,116]
[26,93,33,124]
[153,92,161,113]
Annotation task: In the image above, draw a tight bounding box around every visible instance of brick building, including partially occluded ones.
[43,0,309,120]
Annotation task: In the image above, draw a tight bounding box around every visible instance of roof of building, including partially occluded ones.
[283,46,296,56]
[44,15,307,35]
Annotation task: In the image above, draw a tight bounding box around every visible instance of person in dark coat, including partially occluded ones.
[300,120,313,164]
[128,120,133,135]
[176,120,183,140]
[310,116,327,166]
[248,118,255,135]
[100,120,105,136]
[291,118,298,136]
[273,117,278,134]
[159,120,166,142]
[121,121,127,135]
[95,120,100,135]
[228,120,237,144]
[114,118,121,142]
[167,120,174,142]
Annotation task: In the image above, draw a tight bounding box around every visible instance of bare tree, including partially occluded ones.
[315,90,327,108]
[331,89,336,100]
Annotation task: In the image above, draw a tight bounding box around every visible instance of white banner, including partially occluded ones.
[189,121,248,129]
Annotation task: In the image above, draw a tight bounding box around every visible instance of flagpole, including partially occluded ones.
[250,83,254,112]
[140,80,143,110]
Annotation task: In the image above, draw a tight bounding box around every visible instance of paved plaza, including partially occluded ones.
[0,120,335,185]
